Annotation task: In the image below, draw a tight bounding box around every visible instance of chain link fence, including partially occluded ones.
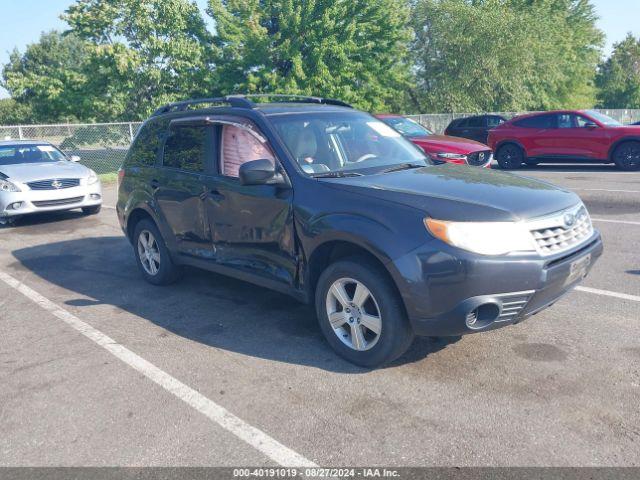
[1,109,639,179]
[0,122,142,179]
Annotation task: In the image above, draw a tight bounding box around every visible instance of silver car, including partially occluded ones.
[0,140,102,225]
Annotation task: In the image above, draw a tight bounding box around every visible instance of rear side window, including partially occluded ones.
[513,114,555,129]
[487,116,504,128]
[220,125,275,178]
[163,126,207,173]
[467,117,483,127]
[126,119,167,167]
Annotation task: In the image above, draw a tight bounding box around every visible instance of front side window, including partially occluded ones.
[379,117,432,138]
[220,125,275,178]
[487,116,504,128]
[270,111,428,176]
[0,145,67,165]
[163,125,207,172]
[557,114,575,129]
[585,110,621,127]
[467,117,483,128]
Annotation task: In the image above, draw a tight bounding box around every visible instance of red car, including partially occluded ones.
[488,110,640,171]
[376,114,492,168]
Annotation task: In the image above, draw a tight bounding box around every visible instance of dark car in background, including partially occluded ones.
[376,114,492,168]
[117,95,602,367]
[488,110,640,171]
[445,114,507,144]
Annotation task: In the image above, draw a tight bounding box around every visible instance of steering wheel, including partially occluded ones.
[354,153,378,163]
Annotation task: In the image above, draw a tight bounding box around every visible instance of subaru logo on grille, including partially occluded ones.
[51,180,62,189]
[563,213,576,227]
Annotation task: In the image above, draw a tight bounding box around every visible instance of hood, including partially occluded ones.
[0,161,90,183]
[322,164,581,222]
[410,135,489,154]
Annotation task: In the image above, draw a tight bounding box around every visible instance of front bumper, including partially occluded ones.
[388,231,603,337]
[0,182,102,218]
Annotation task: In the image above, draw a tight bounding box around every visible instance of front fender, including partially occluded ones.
[300,207,427,266]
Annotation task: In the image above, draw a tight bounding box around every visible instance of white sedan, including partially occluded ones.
[0,140,102,225]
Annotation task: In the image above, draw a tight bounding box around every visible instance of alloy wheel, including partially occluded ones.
[325,278,382,351]
[616,142,640,170]
[137,230,161,276]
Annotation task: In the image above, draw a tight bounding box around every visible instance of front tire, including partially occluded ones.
[315,258,414,368]
[497,144,524,169]
[133,219,182,285]
[82,205,101,215]
[0,216,18,227]
[613,141,640,171]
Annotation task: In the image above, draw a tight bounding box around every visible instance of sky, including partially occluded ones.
[0,0,639,99]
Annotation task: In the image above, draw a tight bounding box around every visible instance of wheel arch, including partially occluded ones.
[608,136,640,161]
[304,239,408,318]
[125,205,159,243]
[495,139,527,156]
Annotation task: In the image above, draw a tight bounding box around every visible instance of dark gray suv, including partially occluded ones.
[117,95,603,367]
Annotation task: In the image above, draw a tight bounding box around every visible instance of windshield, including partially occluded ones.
[379,116,433,138]
[585,110,622,127]
[0,144,67,165]
[269,111,428,176]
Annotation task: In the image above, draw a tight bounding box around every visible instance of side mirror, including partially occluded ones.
[239,159,284,186]
[70,155,81,162]
[584,122,598,129]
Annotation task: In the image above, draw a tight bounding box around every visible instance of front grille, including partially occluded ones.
[529,205,593,256]
[27,178,80,190]
[467,150,492,166]
[495,291,535,323]
[32,196,84,207]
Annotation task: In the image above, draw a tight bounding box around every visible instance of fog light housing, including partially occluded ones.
[9,202,23,210]
[90,194,101,200]
[465,303,500,329]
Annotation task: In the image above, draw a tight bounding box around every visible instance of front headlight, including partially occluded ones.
[87,170,99,185]
[425,218,536,256]
[0,178,21,192]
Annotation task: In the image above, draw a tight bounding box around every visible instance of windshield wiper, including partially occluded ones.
[379,163,425,174]
[312,171,364,178]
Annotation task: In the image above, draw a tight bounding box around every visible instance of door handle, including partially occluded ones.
[150,179,160,190]
[207,188,225,201]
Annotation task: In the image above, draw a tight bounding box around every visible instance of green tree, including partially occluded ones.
[411,0,603,113]
[0,98,33,125]
[63,0,219,118]
[208,0,413,112]
[596,34,640,108]
[2,31,91,123]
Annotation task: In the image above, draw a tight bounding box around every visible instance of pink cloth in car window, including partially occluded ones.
[221,125,275,177]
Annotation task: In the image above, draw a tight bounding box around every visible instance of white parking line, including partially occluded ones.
[591,218,640,226]
[103,205,116,210]
[0,270,316,468]
[576,286,640,303]
[573,188,640,193]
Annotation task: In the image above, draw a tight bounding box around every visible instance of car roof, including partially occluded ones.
[255,103,356,116]
[511,110,590,121]
[0,140,53,147]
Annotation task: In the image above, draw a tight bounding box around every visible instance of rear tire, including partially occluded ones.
[497,144,524,169]
[612,141,640,171]
[82,205,101,215]
[133,219,182,285]
[315,257,414,368]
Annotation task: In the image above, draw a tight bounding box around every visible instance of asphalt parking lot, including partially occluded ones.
[1,164,639,467]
